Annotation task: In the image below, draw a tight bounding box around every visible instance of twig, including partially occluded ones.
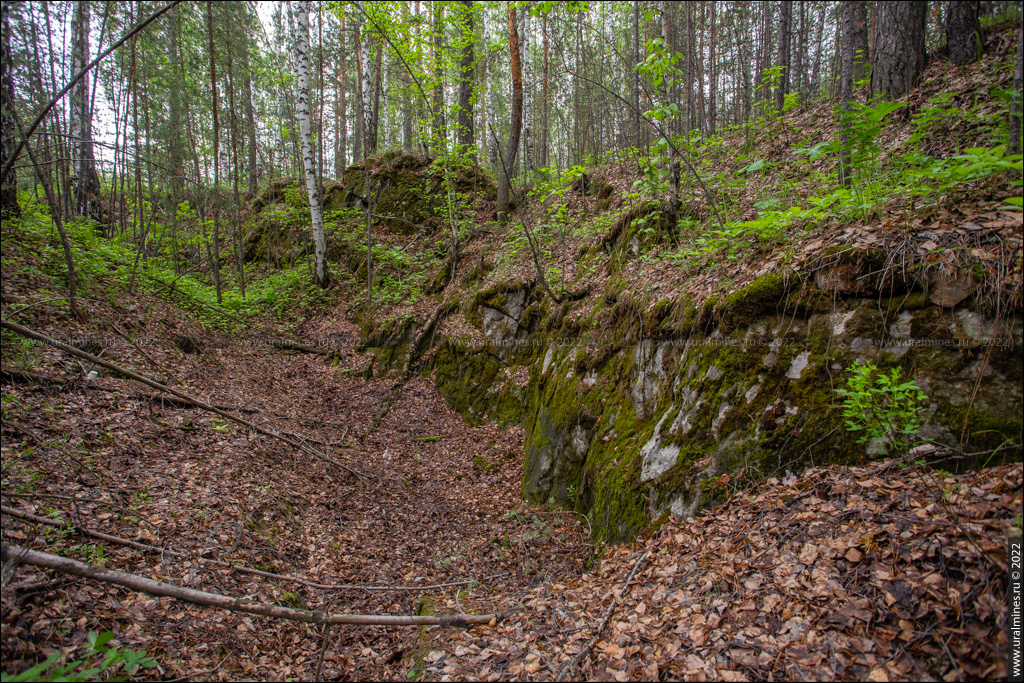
[0,320,370,482]
[164,655,229,683]
[1,365,258,413]
[111,325,182,385]
[1,543,498,627]
[0,418,47,445]
[0,505,489,593]
[315,600,337,683]
[1,492,123,511]
[556,536,658,681]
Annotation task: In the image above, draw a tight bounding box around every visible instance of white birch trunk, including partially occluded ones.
[290,0,329,287]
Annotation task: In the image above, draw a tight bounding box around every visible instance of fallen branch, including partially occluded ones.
[1,505,494,593]
[1,367,65,387]
[556,538,658,682]
[111,325,182,385]
[0,543,497,627]
[0,320,369,482]
[0,365,258,413]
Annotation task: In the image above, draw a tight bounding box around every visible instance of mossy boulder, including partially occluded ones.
[439,286,1022,542]
[243,179,312,267]
[341,151,496,234]
[353,251,1021,543]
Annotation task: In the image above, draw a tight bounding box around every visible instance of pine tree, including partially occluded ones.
[871,1,928,100]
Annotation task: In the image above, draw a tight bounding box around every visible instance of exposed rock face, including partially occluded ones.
[242,154,496,266]
[341,150,495,234]
[358,232,1021,543]
[422,280,1023,543]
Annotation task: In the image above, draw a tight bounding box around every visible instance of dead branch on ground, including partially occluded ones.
[1,543,497,627]
[0,320,369,482]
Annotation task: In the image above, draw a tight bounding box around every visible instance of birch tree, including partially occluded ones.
[290,0,329,287]
[354,1,373,158]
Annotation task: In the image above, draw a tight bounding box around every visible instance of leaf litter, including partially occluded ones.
[1,296,589,680]
[4,303,1018,682]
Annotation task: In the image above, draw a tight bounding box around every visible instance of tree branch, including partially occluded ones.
[1,543,497,627]
[1,1,183,184]
[0,320,370,482]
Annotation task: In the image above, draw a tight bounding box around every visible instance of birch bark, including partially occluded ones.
[291,0,329,287]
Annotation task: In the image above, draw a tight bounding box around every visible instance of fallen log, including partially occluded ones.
[1,543,496,628]
[0,505,493,593]
[0,320,368,482]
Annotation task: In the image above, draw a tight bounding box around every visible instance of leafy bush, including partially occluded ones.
[834,361,927,455]
[1,631,157,682]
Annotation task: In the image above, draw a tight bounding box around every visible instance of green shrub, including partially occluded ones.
[1,631,157,682]
[834,361,927,455]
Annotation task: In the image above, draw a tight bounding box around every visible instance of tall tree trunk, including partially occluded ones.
[352,17,364,162]
[946,1,983,66]
[227,54,245,299]
[839,1,859,187]
[522,9,532,172]
[848,0,868,83]
[206,4,222,304]
[432,2,446,150]
[291,0,329,288]
[541,12,549,169]
[358,6,373,159]
[1010,19,1023,155]
[0,1,19,218]
[709,1,718,134]
[165,4,185,201]
[871,1,927,100]
[457,0,475,153]
[370,38,382,155]
[776,0,792,113]
[695,2,706,135]
[70,1,101,219]
[316,10,325,187]
[496,5,522,220]
[632,1,641,147]
[336,10,349,173]
[401,1,413,151]
[793,0,806,98]
[235,6,258,195]
[810,3,826,96]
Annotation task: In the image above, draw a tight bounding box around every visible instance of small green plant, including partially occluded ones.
[472,456,496,473]
[834,361,927,454]
[1,631,157,682]
[566,483,578,506]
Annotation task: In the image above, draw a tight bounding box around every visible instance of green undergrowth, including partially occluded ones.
[2,198,340,330]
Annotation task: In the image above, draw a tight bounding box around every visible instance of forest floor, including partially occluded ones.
[2,21,1021,680]
[1,279,1019,681]
[0,287,593,681]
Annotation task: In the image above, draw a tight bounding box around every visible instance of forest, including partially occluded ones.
[1,0,1023,681]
